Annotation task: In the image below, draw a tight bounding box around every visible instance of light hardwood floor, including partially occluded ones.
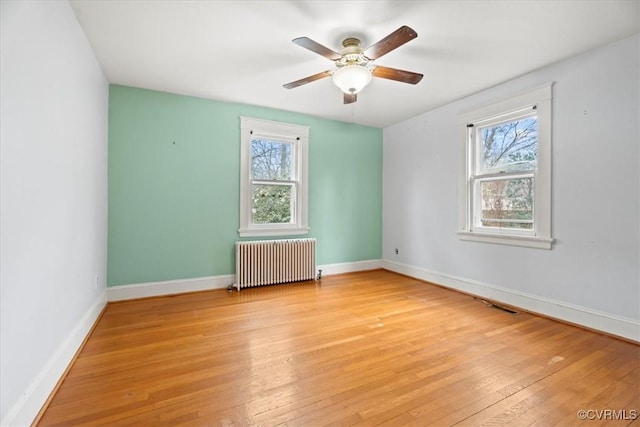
[36,270,639,426]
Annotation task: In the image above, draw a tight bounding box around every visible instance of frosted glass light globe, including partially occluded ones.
[332,65,372,94]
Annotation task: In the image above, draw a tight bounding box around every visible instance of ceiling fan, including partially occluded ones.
[283,26,423,104]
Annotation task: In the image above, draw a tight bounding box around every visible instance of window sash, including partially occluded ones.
[250,137,296,181]
[473,112,538,176]
[471,174,535,234]
[250,182,297,225]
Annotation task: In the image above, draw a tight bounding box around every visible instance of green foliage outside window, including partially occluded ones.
[251,184,292,224]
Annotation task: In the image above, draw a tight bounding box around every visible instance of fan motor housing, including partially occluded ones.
[337,38,368,67]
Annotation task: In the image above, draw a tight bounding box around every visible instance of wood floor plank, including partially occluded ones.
[35,270,640,426]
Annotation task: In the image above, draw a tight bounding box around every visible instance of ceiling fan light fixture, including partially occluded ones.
[285,26,422,103]
[332,65,372,94]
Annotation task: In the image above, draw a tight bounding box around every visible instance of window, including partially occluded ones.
[458,84,553,249]
[239,116,309,237]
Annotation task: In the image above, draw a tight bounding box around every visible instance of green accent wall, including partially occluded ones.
[108,85,382,286]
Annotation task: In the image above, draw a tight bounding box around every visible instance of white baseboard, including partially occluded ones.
[382,260,640,342]
[317,259,382,276]
[107,260,382,301]
[107,275,235,301]
[1,292,107,427]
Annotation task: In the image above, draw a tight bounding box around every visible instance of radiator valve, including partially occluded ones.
[316,269,322,281]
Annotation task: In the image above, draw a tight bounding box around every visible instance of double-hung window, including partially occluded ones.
[458,84,553,249]
[239,116,309,237]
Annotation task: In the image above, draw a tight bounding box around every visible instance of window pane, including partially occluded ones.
[480,178,534,230]
[479,117,537,173]
[251,138,292,180]
[251,184,294,224]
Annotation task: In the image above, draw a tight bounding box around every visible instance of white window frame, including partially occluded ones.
[457,83,553,249]
[239,116,309,237]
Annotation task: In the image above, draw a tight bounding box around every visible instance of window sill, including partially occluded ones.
[457,230,553,249]
[238,226,310,238]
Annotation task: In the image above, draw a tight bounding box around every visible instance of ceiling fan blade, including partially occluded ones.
[363,26,418,60]
[292,37,342,60]
[372,66,423,84]
[283,70,332,89]
[343,93,357,104]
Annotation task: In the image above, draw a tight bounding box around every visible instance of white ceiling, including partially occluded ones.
[69,0,639,128]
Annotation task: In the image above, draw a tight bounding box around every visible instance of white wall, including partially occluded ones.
[383,35,639,340]
[0,1,108,425]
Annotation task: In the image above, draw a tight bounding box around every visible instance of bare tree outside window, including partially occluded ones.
[478,117,537,229]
